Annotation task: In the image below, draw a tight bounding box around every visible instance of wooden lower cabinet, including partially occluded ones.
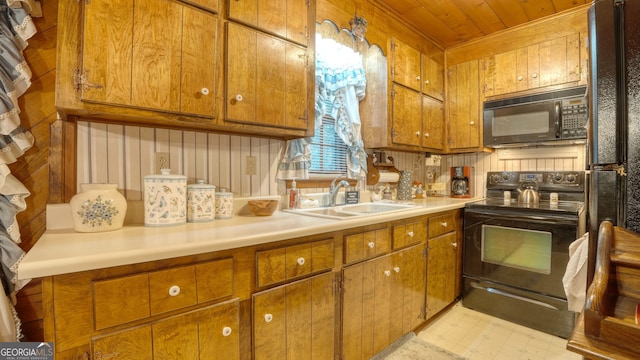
[342,243,426,359]
[253,272,336,360]
[92,300,239,360]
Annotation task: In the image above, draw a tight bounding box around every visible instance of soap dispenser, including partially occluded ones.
[288,179,299,209]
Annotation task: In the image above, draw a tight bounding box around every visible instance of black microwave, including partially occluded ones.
[483,87,588,148]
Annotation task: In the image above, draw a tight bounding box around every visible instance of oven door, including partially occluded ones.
[463,208,578,299]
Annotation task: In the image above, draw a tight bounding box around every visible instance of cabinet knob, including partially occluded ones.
[440,221,448,227]
[235,94,243,102]
[469,121,475,126]
[517,75,523,81]
[384,270,391,277]
[264,314,273,323]
[532,72,538,79]
[297,257,305,266]
[424,79,430,85]
[451,242,458,248]
[415,131,421,137]
[424,132,430,138]
[407,231,414,237]
[168,285,181,297]
[368,241,375,249]
[200,87,210,95]
[222,326,233,337]
[416,75,421,81]
[393,266,400,273]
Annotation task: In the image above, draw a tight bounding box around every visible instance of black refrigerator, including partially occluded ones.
[588,0,640,278]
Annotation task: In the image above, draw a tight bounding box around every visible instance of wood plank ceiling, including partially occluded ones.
[372,0,590,48]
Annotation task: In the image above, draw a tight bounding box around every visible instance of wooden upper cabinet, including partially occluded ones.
[422,95,445,151]
[80,0,217,117]
[391,38,421,92]
[226,22,309,130]
[391,84,422,148]
[482,33,583,97]
[421,51,444,101]
[228,0,309,46]
[447,59,481,151]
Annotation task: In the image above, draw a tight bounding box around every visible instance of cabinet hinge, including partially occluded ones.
[421,245,429,258]
[74,68,103,92]
[595,163,627,176]
[420,305,427,320]
[333,276,344,296]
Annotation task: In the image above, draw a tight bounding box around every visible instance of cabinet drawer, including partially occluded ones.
[93,273,151,330]
[257,239,334,287]
[344,228,390,264]
[196,258,234,303]
[428,213,457,238]
[393,220,426,249]
[149,265,198,315]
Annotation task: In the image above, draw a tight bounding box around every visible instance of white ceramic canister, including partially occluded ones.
[69,183,127,232]
[215,188,233,219]
[144,169,187,226]
[187,180,216,222]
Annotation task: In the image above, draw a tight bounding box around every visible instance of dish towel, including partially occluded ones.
[562,232,589,312]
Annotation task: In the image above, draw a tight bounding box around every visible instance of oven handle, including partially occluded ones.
[465,209,578,226]
[469,281,559,310]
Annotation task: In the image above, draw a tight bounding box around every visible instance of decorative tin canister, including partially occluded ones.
[69,183,127,232]
[187,180,216,223]
[144,169,187,226]
[215,188,234,219]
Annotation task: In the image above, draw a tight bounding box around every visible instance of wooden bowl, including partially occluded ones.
[247,199,279,216]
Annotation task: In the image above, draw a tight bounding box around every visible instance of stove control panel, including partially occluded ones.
[486,171,584,191]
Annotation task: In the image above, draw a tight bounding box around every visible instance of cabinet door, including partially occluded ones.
[422,96,445,151]
[254,273,335,360]
[180,7,217,116]
[226,23,308,130]
[421,51,444,101]
[391,84,422,147]
[228,0,308,45]
[426,232,459,319]
[93,326,153,360]
[532,34,582,88]
[391,39,421,92]
[398,244,426,333]
[482,50,517,97]
[447,60,480,150]
[81,0,134,105]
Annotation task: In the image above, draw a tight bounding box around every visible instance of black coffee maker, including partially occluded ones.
[450,166,472,198]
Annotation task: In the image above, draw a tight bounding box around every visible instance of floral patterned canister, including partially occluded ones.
[70,183,127,232]
[187,180,216,223]
[215,188,233,219]
[144,169,187,226]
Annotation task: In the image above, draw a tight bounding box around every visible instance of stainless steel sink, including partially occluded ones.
[285,202,418,220]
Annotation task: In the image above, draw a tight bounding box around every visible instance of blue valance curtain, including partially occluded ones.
[277,34,368,180]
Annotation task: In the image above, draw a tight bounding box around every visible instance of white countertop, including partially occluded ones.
[18,197,480,279]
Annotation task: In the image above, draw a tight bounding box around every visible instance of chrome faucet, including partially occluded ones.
[329,178,351,207]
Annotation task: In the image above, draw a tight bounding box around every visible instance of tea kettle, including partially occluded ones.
[517,180,540,204]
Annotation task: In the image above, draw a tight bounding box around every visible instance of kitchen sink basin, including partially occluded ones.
[285,202,418,220]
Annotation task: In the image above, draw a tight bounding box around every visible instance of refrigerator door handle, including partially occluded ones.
[555,101,562,139]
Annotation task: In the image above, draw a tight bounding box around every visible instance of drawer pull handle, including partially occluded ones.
[393,266,400,273]
[222,326,233,336]
[469,121,475,126]
[235,94,243,102]
[532,72,538,79]
[200,87,210,95]
[407,231,414,237]
[169,285,181,297]
[297,257,305,266]
[452,242,458,248]
[264,313,273,323]
[415,131,420,136]
[440,222,448,227]
[416,75,421,81]
[368,241,375,249]
[425,79,430,85]
[384,270,391,277]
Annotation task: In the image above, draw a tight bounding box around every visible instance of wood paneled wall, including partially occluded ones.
[11,0,59,341]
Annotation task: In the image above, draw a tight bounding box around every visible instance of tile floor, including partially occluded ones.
[416,302,582,360]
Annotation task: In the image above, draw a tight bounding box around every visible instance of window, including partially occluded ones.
[309,116,348,175]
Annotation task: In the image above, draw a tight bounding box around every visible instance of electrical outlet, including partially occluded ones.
[246,156,257,176]
[155,152,170,174]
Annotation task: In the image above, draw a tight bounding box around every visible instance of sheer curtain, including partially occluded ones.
[277,34,367,180]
